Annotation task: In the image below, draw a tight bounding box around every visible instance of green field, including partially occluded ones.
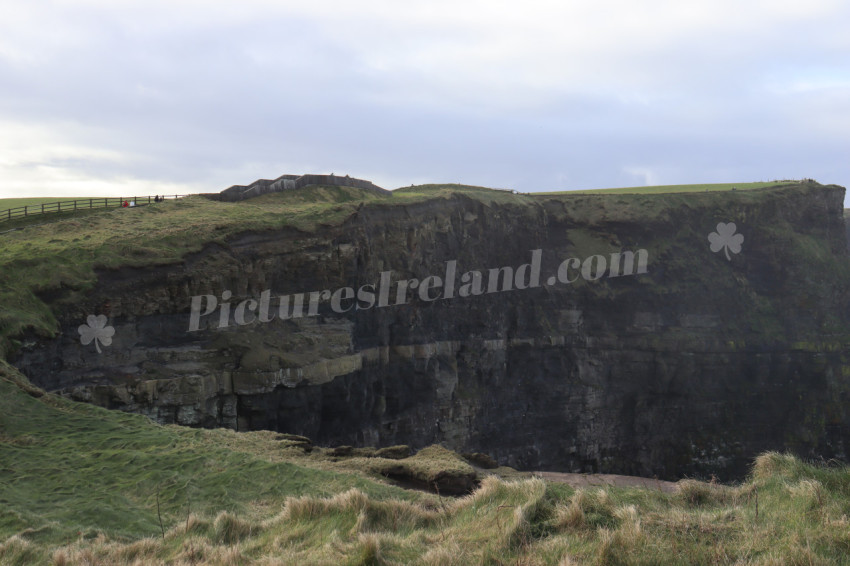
[0,196,189,224]
[550,180,794,195]
[0,197,125,226]
[0,197,102,210]
[0,180,797,213]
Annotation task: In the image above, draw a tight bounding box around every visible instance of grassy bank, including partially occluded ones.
[4,361,850,564]
[0,361,419,543]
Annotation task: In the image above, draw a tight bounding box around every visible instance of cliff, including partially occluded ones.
[9,181,850,481]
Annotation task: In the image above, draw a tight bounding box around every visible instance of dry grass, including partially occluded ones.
[752,451,802,481]
[554,488,616,531]
[7,458,850,565]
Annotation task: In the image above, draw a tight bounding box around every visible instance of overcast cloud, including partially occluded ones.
[1,0,849,202]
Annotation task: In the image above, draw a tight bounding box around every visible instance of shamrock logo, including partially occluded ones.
[78,314,115,354]
[708,222,744,261]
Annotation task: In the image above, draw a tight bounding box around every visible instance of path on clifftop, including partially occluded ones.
[533,471,678,493]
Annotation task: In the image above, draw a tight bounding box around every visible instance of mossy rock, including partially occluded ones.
[369,445,478,495]
[462,452,499,469]
[275,433,311,444]
[374,445,412,460]
[275,433,313,451]
[330,445,377,458]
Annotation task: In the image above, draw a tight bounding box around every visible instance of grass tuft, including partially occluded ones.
[752,451,803,481]
[674,479,735,507]
[212,511,256,545]
[555,488,617,532]
[0,535,41,566]
[347,532,385,566]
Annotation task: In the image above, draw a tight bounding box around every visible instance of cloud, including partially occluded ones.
[0,0,848,201]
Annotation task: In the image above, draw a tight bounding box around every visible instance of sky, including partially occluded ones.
[1,0,849,203]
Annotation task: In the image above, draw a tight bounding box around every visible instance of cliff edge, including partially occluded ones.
[7,181,850,480]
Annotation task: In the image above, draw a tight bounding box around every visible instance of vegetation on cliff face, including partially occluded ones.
[0,180,840,360]
[0,184,531,359]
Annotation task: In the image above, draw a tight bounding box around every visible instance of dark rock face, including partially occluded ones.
[14,183,850,481]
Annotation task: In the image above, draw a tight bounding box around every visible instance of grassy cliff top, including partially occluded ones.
[545,180,794,195]
[0,178,812,219]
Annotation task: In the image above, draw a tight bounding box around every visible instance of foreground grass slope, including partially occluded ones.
[5,362,850,564]
[0,361,419,542]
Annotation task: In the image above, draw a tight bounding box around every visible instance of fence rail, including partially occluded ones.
[0,195,187,223]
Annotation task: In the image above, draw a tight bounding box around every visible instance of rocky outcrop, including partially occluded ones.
[13,182,850,481]
[207,173,388,202]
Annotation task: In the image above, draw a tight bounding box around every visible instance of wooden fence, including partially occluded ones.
[0,195,187,223]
